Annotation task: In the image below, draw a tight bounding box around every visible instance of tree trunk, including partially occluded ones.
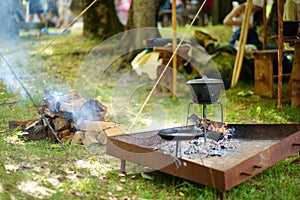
[131,0,161,29]
[123,0,162,49]
[82,0,124,39]
[127,0,162,29]
[0,1,19,40]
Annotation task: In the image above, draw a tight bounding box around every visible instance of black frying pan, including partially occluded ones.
[158,128,203,141]
[158,128,222,141]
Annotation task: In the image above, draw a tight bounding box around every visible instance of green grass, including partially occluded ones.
[0,24,299,199]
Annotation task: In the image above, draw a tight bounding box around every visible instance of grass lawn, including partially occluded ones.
[0,23,299,199]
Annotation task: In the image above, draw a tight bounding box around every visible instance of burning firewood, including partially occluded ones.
[58,129,71,139]
[8,119,38,131]
[96,131,107,145]
[15,119,49,141]
[104,126,125,137]
[61,134,74,143]
[188,113,234,141]
[53,117,70,131]
[10,90,124,148]
[82,131,102,148]
[79,99,107,121]
[19,130,49,141]
[72,131,84,145]
[42,90,87,115]
[76,120,116,132]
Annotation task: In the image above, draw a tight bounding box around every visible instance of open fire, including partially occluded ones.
[156,112,236,158]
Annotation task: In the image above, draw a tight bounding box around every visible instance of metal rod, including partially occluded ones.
[217,102,224,123]
[175,141,181,158]
[203,103,207,144]
[120,159,126,173]
[186,102,193,127]
[172,0,177,100]
[0,53,68,154]
[263,0,267,50]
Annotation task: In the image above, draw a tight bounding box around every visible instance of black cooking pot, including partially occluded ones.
[186,78,223,103]
[274,20,300,36]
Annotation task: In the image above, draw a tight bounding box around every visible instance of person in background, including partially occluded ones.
[203,0,213,25]
[223,0,264,50]
[283,0,300,34]
[56,0,72,30]
[27,0,45,23]
[115,0,132,25]
[281,0,300,73]
[47,0,59,27]
[16,0,26,23]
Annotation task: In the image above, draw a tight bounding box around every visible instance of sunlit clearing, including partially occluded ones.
[0,182,3,193]
[44,48,54,56]
[75,159,111,176]
[17,181,56,199]
[4,134,25,145]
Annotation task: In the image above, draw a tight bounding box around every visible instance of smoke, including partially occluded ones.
[0,53,28,99]
[0,51,73,103]
[0,1,26,97]
[0,1,19,40]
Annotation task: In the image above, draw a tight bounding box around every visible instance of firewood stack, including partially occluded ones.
[9,90,125,148]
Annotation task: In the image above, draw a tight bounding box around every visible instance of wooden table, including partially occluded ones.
[246,49,293,98]
[153,45,203,96]
[153,45,190,96]
[284,37,300,107]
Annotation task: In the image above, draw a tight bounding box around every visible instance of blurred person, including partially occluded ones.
[56,0,72,29]
[27,0,45,23]
[47,0,59,26]
[115,0,131,25]
[16,0,26,23]
[223,0,264,50]
[231,1,241,32]
[284,0,300,21]
[203,0,213,25]
[283,0,300,34]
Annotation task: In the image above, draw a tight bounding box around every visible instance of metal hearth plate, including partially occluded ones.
[106,124,300,191]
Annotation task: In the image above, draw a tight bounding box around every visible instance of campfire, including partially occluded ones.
[9,90,124,148]
[156,112,236,158]
[105,78,300,192]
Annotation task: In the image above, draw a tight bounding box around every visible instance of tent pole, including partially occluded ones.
[277,0,283,111]
[263,0,267,50]
[172,0,177,99]
[231,0,252,87]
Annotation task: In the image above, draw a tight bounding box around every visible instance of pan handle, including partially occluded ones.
[240,165,262,177]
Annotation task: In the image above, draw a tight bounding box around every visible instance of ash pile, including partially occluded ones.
[9,90,124,148]
[156,114,237,158]
[156,133,239,159]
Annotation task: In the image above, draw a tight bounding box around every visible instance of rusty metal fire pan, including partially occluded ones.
[106,124,300,191]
